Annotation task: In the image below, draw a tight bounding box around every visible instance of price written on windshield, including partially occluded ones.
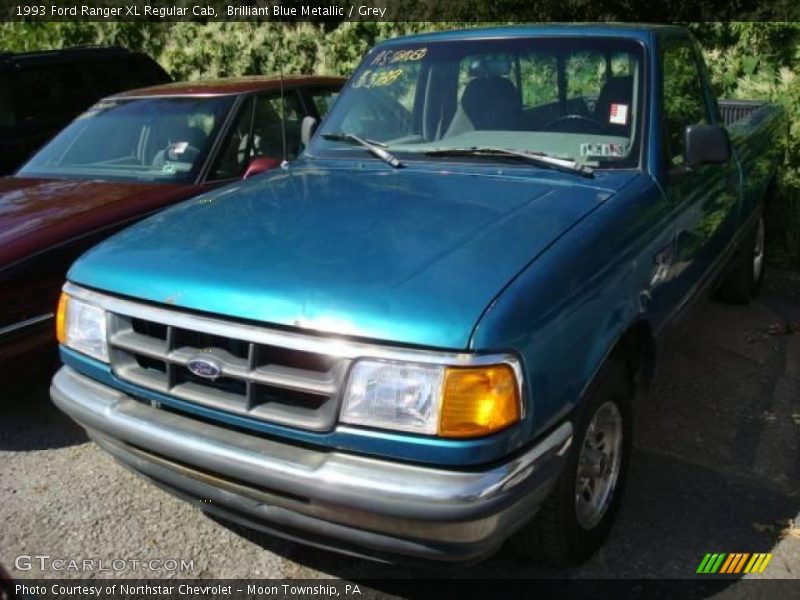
[371,48,428,66]
[352,68,403,89]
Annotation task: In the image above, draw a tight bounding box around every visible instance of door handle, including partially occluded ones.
[651,243,674,287]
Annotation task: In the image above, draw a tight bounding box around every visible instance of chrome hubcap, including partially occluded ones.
[575,401,623,530]
[753,218,765,283]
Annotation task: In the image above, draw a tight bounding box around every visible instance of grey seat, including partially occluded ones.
[444,76,522,138]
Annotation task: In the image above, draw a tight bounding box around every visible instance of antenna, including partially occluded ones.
[277,42,289,169]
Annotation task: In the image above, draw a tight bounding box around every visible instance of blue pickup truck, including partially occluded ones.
[52,25,785,566]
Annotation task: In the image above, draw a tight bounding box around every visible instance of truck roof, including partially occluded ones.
[379,23,688,46]
[110,75,346,99]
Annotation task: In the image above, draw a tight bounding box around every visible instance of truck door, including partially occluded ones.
[658,35,739,310]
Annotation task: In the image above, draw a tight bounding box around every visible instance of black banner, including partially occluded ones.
[4,579,800,600]
[1,0,799,22]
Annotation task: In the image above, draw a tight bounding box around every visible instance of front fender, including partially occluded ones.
[470,174,665,439]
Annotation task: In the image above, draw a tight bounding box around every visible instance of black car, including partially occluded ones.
[0,45,171,174]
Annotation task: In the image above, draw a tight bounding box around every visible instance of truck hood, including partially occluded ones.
[70,164,635,349]
[0,177,194,267]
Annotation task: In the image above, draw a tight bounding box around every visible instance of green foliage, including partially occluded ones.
[0,20,799,268]
[689,23,800,269]
[0,22,457,78]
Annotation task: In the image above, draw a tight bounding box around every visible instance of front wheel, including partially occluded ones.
[512,360,632,566]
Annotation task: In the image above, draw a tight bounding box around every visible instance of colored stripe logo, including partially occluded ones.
[696,553,772,574]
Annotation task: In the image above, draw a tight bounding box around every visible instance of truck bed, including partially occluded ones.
[719,98,786,221]
[718,99,770,126]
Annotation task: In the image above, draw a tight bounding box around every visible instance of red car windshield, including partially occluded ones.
[18,96,234,183]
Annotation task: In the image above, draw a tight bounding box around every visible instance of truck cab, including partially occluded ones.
[51,25,785,565]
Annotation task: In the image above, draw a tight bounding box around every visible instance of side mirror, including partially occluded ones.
[301,115,318,147]
[685,124,731,167]
[243,156,280,179]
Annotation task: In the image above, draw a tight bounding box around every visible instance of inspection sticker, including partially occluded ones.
[580,142,625,158]
[609,103,629,125]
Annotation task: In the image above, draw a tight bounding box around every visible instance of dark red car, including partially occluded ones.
[0,75,344,369]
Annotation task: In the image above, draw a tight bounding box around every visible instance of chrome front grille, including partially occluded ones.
[107,313,350,431]
[64,283,525,435]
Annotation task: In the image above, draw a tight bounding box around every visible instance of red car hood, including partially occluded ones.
[0,177,199,267]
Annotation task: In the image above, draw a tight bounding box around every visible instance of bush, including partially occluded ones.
[691,23,800,270]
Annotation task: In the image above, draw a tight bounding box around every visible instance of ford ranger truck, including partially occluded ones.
[51,25,785,565]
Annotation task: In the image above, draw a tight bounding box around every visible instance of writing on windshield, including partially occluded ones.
[311,37,644,168]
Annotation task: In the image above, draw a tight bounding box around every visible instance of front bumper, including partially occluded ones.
[52,366,572,563]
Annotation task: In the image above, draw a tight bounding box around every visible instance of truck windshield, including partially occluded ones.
[311,36,645,168]
[18,96,234,182]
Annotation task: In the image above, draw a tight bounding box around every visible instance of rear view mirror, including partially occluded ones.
[467,55,512,78]
[685,124,731,167]
[301,115,318,147]
[243,156,280,179]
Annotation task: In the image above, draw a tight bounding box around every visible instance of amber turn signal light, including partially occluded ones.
[56,292,69,344]
[438,364,521,438]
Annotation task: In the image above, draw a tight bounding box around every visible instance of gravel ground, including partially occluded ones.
[1,273,798,590]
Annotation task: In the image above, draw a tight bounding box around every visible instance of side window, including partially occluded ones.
[210,92,306,180]
[308,88,340,118]
[210,98,254,180]
[252,92,305,160]
[611,52,635,77]
[565,50,607,101]
[662,39,709,167]
[519,53,558,108]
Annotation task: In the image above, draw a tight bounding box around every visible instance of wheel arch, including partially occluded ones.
[588,318,657,403]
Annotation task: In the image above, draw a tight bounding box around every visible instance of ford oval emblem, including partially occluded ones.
[187,357,222,380]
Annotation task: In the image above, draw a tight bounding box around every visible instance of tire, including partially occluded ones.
[512,360,633,566]
[717,214,766,303]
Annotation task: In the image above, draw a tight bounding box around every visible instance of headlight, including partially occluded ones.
[56,292,109,362]
[340,359,521,438]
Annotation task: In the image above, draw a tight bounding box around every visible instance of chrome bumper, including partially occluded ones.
[52,366,572,563]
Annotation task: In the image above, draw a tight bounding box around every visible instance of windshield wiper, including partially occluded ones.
[321,132,403,168]
[424,147,594,178]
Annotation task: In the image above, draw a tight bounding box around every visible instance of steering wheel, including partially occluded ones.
[543,114,605,134]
